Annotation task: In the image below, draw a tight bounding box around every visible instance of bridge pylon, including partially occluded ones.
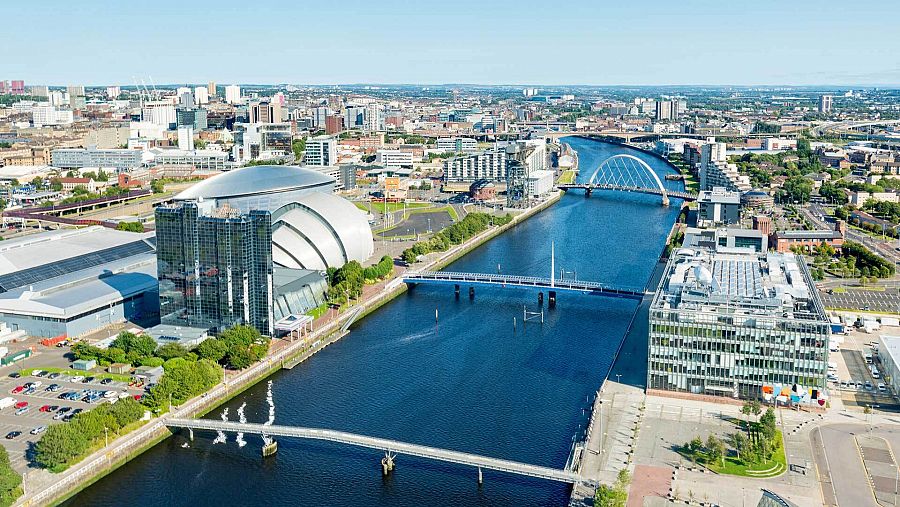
[381,451,396,476]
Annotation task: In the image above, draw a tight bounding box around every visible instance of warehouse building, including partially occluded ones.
[0,227,159,338]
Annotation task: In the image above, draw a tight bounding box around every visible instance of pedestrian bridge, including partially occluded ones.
[403,271,645,300]
[557,153,697,205]
[165,418,584,485]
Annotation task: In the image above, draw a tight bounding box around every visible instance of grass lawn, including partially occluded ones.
[306,303,329,319]
[679,426,787,479]
[558,170,577,185]
[354,201,431,214]
[18,367,133,383]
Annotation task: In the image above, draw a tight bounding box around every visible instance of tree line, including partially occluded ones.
[401,212,513,264]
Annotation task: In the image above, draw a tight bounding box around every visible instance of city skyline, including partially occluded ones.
[8,0,900,87]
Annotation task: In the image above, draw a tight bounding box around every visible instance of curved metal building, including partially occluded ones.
[174,165,373,270]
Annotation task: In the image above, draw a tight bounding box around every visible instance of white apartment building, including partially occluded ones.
[443,150,508,182]
[699,142,751,192]
[526,170,554,197]
[194,86,209,105]
[436,137,478,152]
[225,85,241,105]
[142,101,176,129]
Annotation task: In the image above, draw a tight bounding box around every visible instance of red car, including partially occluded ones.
[39,405,51,412]
[10,386,23,394]
[132,394,143,401]
[13,401,27,409]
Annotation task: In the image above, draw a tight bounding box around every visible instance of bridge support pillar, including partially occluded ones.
[548,291,556,308]
[585,188,592,197]
[477,466,483,485]
[381,452,395,476]
[454,284,460,298]
[661,195,670,207]
[469,287,475,300]
[188,428,194,442]
[538,292,544,306]
[262,440,278,457]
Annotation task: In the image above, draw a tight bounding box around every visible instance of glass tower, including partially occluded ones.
[156,202,274,335]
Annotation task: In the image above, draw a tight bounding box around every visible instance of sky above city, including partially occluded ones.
[8,0,900,87]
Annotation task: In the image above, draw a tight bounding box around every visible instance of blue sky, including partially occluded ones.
[7,0,899,86]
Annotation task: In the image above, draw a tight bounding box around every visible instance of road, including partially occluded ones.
[804,204,900,265]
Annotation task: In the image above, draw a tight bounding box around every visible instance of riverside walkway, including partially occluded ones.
[166,418,584,484]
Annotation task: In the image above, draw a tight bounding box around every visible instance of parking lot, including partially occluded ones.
[0,365,144,473]
[829,327,900,412]
[822,287,900,313]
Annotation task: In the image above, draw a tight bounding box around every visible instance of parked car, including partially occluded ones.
[14,401,27,409]
[70,376,85,383]
[866,381,874,390]
[30,426,46,435]
[879,383,887,392]
[14,407,28,415]
[39,405,51,412]
[4,431,21,440]
[100,378,112,385]
[47,373,60,380]
[10,386,24,394]
[8,373,20,379]
[84,377,95,384]
[30,381,42,388]
[33,370,46,378]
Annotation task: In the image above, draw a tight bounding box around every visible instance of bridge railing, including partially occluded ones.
[403,271,645,296]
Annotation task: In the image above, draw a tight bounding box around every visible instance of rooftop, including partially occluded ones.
[654,246,827,322]
[174,165,334,201]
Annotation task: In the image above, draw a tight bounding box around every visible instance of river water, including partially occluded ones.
[66,138,682,506]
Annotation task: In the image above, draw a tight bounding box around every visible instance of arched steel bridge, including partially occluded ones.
[166,418,586,485]
[557,153,697,205]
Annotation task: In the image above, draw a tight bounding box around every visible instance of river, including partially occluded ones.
[65,138,683,507]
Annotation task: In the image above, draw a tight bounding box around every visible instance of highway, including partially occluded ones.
[166,418,584,484]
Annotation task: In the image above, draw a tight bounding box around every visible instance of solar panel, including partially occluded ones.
[0,240,155,293]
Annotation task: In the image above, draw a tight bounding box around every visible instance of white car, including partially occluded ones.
[879,383,887,392]
[103,390,116,399]
[30,426,46,435]
[70,376,85,383]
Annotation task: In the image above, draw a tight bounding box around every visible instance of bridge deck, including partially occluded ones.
[557,183,696,201]
[403,271,644,300]
[166,418,582,484]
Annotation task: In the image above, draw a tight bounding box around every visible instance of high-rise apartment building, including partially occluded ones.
[304,135,338,166]
[194,86,209,105]
[443,150,508,182]
[325,114,343,135]
[177,126,194,151]
[225,84,241,104]
[208,81,216,97]
[819,95,833,114]
[67,85,86,109]
[699,142,751,192]
[155,201,274,335]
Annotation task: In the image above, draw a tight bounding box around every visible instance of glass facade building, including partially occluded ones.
[648,246,830,404]
[156,202,274,335]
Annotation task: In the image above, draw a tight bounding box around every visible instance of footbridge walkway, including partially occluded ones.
[166,418,585,485]
[403,271,645,300]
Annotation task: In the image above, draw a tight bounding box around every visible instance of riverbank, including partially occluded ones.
[22,193,563,507]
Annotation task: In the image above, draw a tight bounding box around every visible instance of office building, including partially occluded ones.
[375,149,414,168]
[52,147,143,171]
[345,106,366,129]
[308,165,357,191]
[194,86,209,105]
[208,81,216,97]
[443,150,507,182]
[176,107,208,131]
[697,187,741,226]
[819,95,833,114]
[878,335,900,395]
[234,123,292,162]
[772,227,844,253]
[526,170,554,197]
[0,227,159,338]
[365,103,383,132]
[648,245,830,404]
[106,86,121,99]
[325,114,343,135]
[699,142,751,192]
[304,135,338,166]
[682,227,768,252]
[311,106,328,128]
[32,104,74,127]
[437,137,478,153]
[225,84,241,104]
[156,202,274,334]
[249,100,283,124]
[147,147,228,171]
[142,101,176,129]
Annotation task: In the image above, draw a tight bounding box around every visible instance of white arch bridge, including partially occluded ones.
[557,153,697,205]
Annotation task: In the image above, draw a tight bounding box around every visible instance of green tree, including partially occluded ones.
[156,343,189,360]
[195,338,228,362]
[741,400,762,432]
[759,408,777,441]
[111,331,157,358]
[115,221,144,232]
[593,469,630,507]
[706,435,725,466]
[150,179,164,194]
